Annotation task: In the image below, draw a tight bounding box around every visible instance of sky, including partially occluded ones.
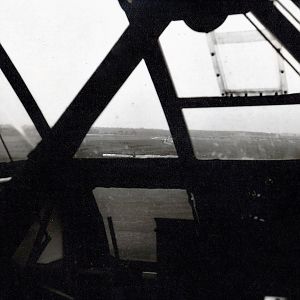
[1,0,300,134]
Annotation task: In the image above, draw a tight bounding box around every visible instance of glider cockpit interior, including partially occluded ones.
[1,0,300,299]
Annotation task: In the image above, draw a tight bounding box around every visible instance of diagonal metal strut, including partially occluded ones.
[28,19,170,163]
[0,44,50,139]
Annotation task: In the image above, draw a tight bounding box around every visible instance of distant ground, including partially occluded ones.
[71,127,300,160]
[189,130,300,160]
[2,125,300,161]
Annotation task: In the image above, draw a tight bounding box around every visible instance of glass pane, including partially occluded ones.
[0,1,129,126]
[94,188,192,261]
[0,70,41,161]
[183,105,300,160]
[217,41,281,92]
[212,14,294,95]
[159,21,221,97]
[76,61,177,158]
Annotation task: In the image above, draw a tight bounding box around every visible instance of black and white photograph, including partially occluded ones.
[0,0,300,299]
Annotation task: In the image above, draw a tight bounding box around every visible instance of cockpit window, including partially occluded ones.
[1,3,300,161]
[183,105,300,160]
[75,61,178,159]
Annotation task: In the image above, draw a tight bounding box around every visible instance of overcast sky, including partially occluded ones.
[1,0,300,134]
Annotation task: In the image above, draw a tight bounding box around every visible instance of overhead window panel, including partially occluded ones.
[183,105,300,160]
[159,15,300,100]
[0,70,41,161]
[217,41,282,93]
[75,61,177,159]
[208,14,297,96]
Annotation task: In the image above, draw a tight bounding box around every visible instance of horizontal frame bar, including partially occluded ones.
[177,93,300,109]
[2,158,300,189]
